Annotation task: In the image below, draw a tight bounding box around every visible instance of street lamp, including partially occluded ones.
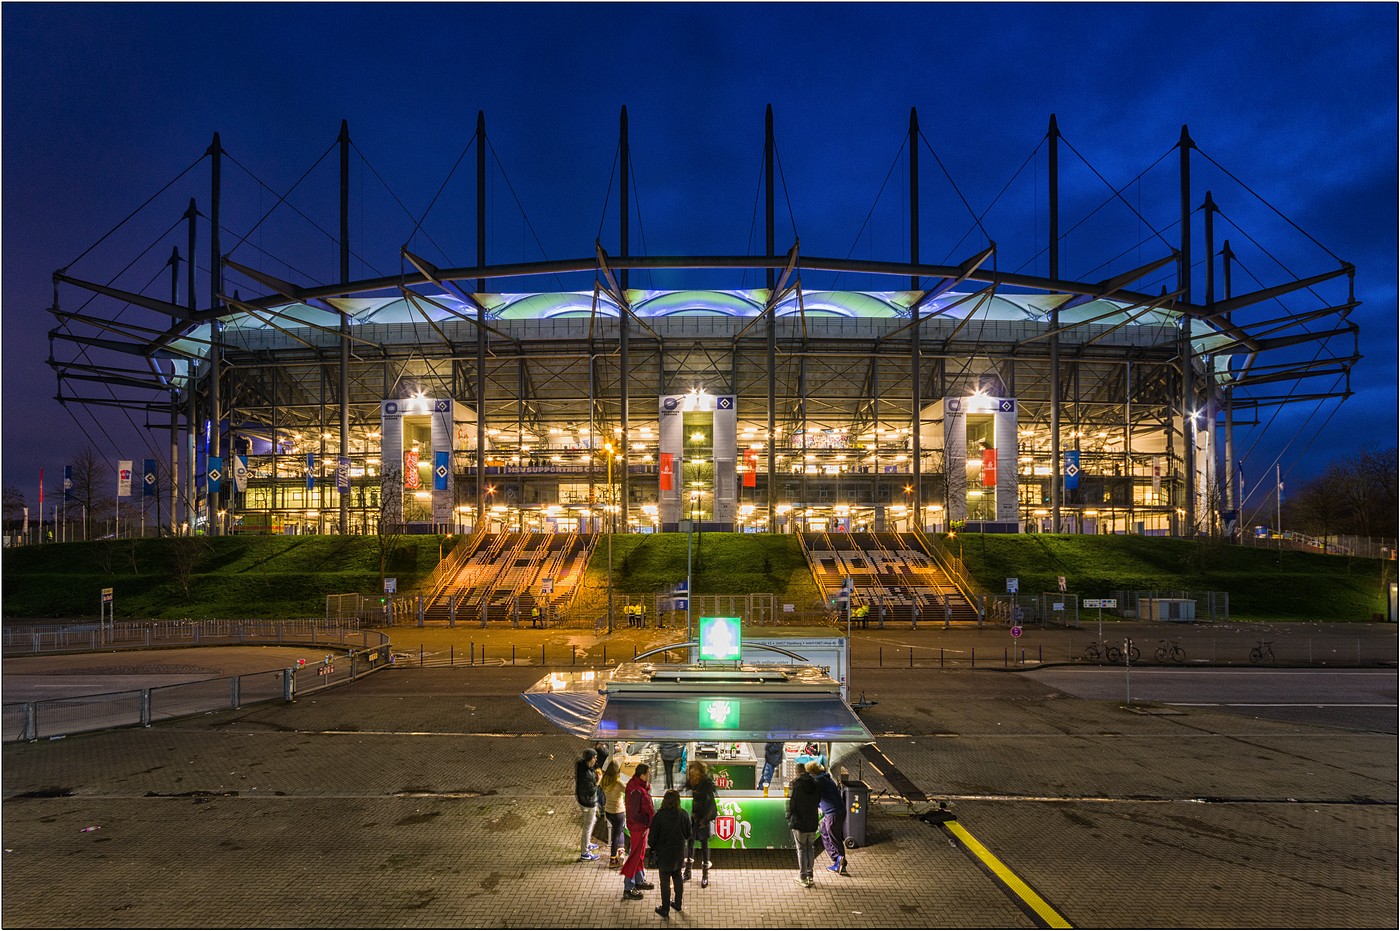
[605,441,616,633]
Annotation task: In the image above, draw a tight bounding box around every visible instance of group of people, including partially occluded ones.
[623,603,647,627]
[576,741,850,906]
[576,743,721,917]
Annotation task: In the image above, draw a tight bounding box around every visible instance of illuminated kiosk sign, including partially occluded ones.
[698,616,742,661]
[700,698,739,730]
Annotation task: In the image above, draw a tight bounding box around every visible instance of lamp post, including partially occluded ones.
[605,441,615,634]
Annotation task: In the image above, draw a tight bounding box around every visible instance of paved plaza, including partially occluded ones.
[1,622,1396,929]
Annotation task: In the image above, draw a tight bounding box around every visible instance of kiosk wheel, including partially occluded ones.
[844,837,857,849]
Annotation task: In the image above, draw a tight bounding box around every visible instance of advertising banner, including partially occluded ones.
[659,452,674,491]
[205,457,221,495]
[63,465,72,502]
[117,460,133,497]
[404,450,420,489]
[336,456,351,494]
[305,453,316,491]
[743,448,758,488]
[433,450,449,491]
[233,456,248,493]
[981,448,997,487]
[1064,450,1080,491]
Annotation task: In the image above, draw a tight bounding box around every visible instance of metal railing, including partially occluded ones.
[2,623,392,742]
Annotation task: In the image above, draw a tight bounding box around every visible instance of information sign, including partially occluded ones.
[101,587,114,604]
[1006,577,1019,594]
[698,616,742,661]
[384,577,397,594]
[1082,598,1118,609]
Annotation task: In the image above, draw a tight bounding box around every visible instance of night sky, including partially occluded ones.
[3,3,1396,520]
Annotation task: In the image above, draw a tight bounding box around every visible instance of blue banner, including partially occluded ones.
[63,465,72,502]
[207,456,223,495]
[1063,450,1080,491]
[337,456,351,494]
[305,453,316,490]
[433,451,449,491]
[143,459,157,497]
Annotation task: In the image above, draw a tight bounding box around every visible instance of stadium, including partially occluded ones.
[48,110,1357,546]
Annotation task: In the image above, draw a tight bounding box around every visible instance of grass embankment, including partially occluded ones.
[953,533,1389,621]
[0,536,444,620]
[2,532,1387,622]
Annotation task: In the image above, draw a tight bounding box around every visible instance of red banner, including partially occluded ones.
[981,448,997,487]
[743,449,758,487]
[404,450,420,489]
[659,452,674,491]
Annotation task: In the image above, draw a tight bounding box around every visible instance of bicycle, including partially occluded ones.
[1082,640,1112,662]
[1118,639,1141,663]
[1154,639,1186,663]
[1248,640,1275,664]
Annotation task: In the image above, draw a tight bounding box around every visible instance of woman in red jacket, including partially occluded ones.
[619,764,655,900]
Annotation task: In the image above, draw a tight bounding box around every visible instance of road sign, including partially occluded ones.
[541,577,554,594]
[384,577,397,594]
[101,587,113,604]
[1006,577,1019,593]
[1010,625,1023,638]
[1082,598,1118,609]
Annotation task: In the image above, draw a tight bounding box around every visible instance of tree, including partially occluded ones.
[67,446,115,540]
[2,486,26,540]
[1282,446,1398,541]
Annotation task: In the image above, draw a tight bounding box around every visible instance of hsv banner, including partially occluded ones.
[433,451,449,490]
[1064,450,1080,491]
[117,460,133,497]
[659,452,674,491]
[305,453,316,491]
[336,456,351,494]
[981,448,997,487]
[233,456,248,493]
[143,459,158,497]
[205,458,220,495]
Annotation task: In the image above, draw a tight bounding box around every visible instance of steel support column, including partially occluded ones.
[1049,114,1062,532]
[765,105,777,528]
[339,119,351,535]
[476,111,488,530]
[618,105,631,533]
[1179,125,1195,537]
[909,108,923,525]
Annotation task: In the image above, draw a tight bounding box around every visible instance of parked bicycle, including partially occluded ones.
[1154,639,1186,663]
[1249,640,1276,664]
[1082,639,1139,663]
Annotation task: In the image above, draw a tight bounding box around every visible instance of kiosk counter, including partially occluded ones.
[523,660,873,849]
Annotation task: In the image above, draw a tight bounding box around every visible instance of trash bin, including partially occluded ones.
[842,779,869,847]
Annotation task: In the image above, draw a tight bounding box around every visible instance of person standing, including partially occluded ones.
[684,761,718,888]
[574,748,601,861]
[758,741,784,792]
[648,790,692,918]
[786,762,821,886]
[809,761,849,875]
[619,763,655,900]
[657,740,684,790]
[599,759,628,868]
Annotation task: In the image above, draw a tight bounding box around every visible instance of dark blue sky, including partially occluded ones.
[3,3,1396,517]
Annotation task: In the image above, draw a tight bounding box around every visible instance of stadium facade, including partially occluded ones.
[49,112,1357,540]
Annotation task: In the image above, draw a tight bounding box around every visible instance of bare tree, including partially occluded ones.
[68,446,114,539]
[2,486,26,540]
[170,535,211,598]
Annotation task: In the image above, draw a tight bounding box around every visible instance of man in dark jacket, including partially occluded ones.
[647,790,692,917]
[575,748,601,861]
[785,766,821,886]
[810,761,849,875]
[759,741,783,792]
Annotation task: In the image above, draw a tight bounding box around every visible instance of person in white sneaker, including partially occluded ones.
[574,748,601,861]
[810,761,849,875]
[785,764,821,886]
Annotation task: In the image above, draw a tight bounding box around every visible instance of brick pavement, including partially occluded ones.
[2,656,1396,928]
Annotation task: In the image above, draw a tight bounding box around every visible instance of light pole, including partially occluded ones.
[605,441,615,634]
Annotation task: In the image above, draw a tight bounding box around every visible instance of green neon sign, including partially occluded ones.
[698,616,742,661]
[700,698,739,729]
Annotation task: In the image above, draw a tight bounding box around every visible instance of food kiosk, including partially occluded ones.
[522,617,873,849]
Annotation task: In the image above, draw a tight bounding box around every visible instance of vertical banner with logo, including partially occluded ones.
[404,450,420,489]
[432,451,449,491]
[743,448,758,488]
[336,456,351,494]
[1063,450,1080,492]
[305,453,316,490]
[39,468,44,513]
[659,452,674,491]
[143,459,157,497]
[117,460,134,497]
[64,465,72,502]
[981,448,997,487]
[1151,456,1161,498]
[205,457,221,495]
[233,456,248,493]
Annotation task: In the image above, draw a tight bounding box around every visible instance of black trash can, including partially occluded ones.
[842,779,870,847]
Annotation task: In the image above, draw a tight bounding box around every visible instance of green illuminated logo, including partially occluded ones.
[701,699,738,729]
[698,616,741,661]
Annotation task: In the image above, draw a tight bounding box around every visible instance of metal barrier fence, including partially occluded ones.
[2,623,391,742]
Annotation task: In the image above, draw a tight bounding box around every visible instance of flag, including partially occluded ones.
[404,450,420,489]
[305,453,316,490]
[1063,451,1080,491]
[64,465,73,502]
[233,456,248,493]
[433,451,449,491]
[39,468,44,511]
[336,456,351,494]
[659,452,674,491]
[1152,456,1161,497]
[143,459,157,497]
[981,448,997,487]
[742,449,757,488]
[117,460,133,497]
[206,457,222,495]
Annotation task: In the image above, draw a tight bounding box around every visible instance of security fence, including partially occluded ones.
[2,623,391,742]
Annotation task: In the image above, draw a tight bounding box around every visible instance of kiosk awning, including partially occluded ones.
[521,689,608,739]
[592,694,873,743]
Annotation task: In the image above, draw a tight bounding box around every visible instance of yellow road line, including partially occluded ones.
[945,821,1073,929]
